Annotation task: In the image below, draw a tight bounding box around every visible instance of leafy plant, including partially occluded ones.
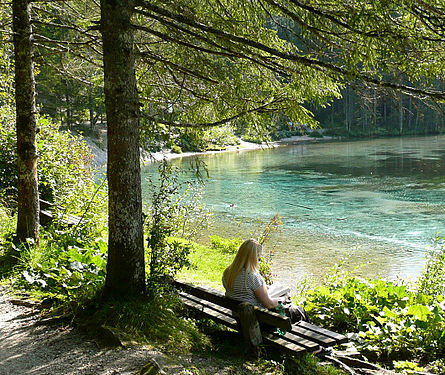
[203,126,239,148]
[304,263,445,362]
[145,160,197,292]
[210,235,242,254]
[393,360,424,374]
[12,231,107,302]
[417,237,445,298]
[0,105,17,203]
[258,214,282,245]
[0,112,107,236]
[257,214,282,285]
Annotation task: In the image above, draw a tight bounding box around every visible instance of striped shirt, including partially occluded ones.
[222,268,265,307]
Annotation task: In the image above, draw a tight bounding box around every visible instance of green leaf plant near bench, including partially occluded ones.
[174,280,347,356]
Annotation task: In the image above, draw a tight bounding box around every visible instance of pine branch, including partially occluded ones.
[143,99,283,128]
[137,50,219,84]
[135,0,445,100]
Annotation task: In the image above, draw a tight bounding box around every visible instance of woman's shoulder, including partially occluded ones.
[246,269,264,283]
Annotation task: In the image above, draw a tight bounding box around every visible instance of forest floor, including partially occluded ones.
[0,287,275,375]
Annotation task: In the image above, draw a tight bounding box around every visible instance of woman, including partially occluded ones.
[222,238,309,323]
[222,238,278,309]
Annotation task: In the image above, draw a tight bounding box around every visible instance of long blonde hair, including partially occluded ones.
[223,238,262,291]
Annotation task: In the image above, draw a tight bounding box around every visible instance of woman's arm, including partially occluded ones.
[254,284,279,309]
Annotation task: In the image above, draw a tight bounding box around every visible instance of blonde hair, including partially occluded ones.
[223,238,262,291]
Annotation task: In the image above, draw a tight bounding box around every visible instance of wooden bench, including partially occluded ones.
[39,199,81,227]
[174,280,347,356]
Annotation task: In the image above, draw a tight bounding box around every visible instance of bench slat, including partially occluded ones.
[262,333,316,355]
[290,325,336,346]
[297,321,348,344]
[255,309,292,331]
[179,294,239,330]
[39,199,81,226]
[179,292,235,318]
[174,280,238,310]
[280,331,321,351]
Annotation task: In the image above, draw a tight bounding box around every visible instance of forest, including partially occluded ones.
[1,1,445,374]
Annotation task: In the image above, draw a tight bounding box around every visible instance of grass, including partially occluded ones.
[176,238,234,290]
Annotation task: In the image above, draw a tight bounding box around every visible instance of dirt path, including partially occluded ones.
[0,289,181,375]
[0,289,260,375]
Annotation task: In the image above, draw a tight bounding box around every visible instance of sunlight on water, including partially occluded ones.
[142,135,445,286]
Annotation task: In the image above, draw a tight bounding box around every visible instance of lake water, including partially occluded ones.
[142,136,445,287]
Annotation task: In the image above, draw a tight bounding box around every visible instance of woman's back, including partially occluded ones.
[223,267,264,307]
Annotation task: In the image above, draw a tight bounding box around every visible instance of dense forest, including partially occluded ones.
[4,1,445,149]
[2,1,445,374]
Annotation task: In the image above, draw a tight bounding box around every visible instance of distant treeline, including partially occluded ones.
[312,85,445,137]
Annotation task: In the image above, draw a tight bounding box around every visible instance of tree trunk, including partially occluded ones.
[89,90,95,128]
[101,0,145,296]
[13,0,40,246]
[399,97,403,135]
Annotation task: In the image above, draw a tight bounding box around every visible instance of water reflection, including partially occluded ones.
[142,135,445,285]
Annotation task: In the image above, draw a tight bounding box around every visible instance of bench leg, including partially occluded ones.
[238,302,262,347]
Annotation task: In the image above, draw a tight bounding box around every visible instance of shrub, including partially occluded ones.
[0,112,107,235]
[177,130,207,152]
[171,144,182,154]
[15,232,107,295]
[145,160,213,292]
[210,235,242,254]
[417,237,445,298]
[304,263,445,362]
[203,126,239,147]
[0,105,17,204]
[308,130,323,138]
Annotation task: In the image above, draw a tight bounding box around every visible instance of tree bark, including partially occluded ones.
[101,0,145,296]
[13,0,40,246]
[399,98,403,135]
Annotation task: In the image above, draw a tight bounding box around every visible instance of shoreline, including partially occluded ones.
[144,135,335,164]
[87,133,336,168]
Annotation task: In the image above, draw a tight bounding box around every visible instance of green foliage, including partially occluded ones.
[417,237,445,299]
[36,118,107,230]
[0,111,107,234]
[210,235,242,254]
[284,353,345,375]
[241,132,269,144]
[203,126,239,150]
[393,360,424,374]
[0,5,13,105]
[258,214,283,245]
[308,131,323,138]
[0,204,18,275]
[259,256,274,286]
[176,130,208,152]
[146,160,209,291]
[32,2,104,126]
[0,105,17,203]
[429,359,445,375]
[270,128,305,141]
[171,144,182,154]
[257,214,283,285]
[10,230,107,303]
[0,205,15,239]
[79,293,212,352]
[304,263,445,362]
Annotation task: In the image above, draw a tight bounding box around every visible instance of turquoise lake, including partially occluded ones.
[142,135,445,287]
